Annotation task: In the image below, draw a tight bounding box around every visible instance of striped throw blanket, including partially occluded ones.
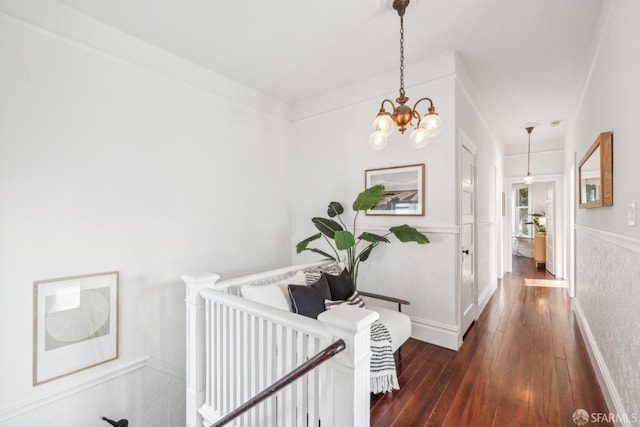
[370,321,399,394]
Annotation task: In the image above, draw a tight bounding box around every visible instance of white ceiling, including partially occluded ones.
[52,0,608,151]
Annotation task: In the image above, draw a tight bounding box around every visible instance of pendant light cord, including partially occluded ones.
[527,132,531,174]
[399,14,405,98]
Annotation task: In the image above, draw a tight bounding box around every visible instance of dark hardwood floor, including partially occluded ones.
[370,256,612,427]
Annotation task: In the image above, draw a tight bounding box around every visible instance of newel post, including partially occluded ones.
[317,306,379,427]
[181,273,220,427]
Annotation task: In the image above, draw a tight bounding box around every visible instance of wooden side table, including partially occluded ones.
[534,233,546,268]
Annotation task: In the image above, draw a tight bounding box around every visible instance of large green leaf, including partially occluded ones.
[352,185,385,211]
[296,233,322,253]
[305,247,338,261]
[327,202,344,218]
[312,217,343,239]
[357,243,377,262]
[357,232,390,243]
[389,224,429,244]
[334,230,355,250]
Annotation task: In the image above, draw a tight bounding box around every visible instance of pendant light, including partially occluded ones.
[369,0,442,150]
[523,126,534,185]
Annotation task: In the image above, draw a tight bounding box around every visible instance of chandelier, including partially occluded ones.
[523,126,534,185]
[369,0,442,150]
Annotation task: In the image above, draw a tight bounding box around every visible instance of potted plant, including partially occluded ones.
[295,185,429,286]
[526,212,546,233]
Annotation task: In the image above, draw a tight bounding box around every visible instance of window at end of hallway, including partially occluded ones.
[514,186,531,237]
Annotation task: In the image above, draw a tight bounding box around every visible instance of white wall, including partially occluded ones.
[565,0,640,418]
[454,61,503,314]
[503,150,564,178]
[290,52,460,348]
[0,363,185,427]
[530,182,546,215]
[0,2,292,424]
[0,1,505,422]
[290,52,502,349]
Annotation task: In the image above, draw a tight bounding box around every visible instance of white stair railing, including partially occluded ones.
[182,272,378,427]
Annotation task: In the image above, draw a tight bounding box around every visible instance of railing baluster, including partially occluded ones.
[215,302,222,414]
[204,300,211,409]
[209,339,346,427]
[222,305,229,415]
[248,313,256,426]
[284,326,293,427]
[266,320,275,425]
[275,324,283,426]
[257,317,265,424]
[241,311,249,427]
[296,332,305,427]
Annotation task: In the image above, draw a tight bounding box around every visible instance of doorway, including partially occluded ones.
[459,133,477,337]
[503,175,564,279]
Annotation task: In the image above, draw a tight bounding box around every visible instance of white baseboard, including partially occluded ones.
[478,281,497,314]
[410,317,460,350]
[574,300,629,427]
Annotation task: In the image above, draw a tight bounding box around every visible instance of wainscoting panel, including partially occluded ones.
[575,226,640,420]
[0,359,185,427]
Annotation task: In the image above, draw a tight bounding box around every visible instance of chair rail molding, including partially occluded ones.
[574,224,640,254]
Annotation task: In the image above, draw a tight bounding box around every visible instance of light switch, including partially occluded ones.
[629,202,637,226]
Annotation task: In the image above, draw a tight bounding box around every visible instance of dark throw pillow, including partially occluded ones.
[288,274,332,319]
[325,269,356,301]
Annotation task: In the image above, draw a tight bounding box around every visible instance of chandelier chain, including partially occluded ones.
[399,14,405,98]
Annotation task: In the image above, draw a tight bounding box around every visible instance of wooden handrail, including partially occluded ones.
[358,290,410,312]
[210,339,346,427]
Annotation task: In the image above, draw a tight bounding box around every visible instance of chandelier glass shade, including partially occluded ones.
[369,0,442,150]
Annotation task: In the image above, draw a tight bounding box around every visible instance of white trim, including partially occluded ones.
[504,174,565,278]
[504,149,565,158]
[410,317,460,351]
[575,224,640,255]
[0,358,148,422]
[0,356,187,422]
[478,280,497,313]
[572,1,616,129]
[504,173,565,181]
[147,356,186,381]
[573,300,629,427]
[0,9,291,121]
[292,51,456,122]
[457,130,478,345]
[359,224,460,235]
[455,58,504,146]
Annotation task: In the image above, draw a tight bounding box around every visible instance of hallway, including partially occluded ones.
[370,255,611,426]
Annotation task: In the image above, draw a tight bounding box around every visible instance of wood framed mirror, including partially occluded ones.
[578,131,613,208]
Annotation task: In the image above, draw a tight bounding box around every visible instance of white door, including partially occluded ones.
[460,143,477,337]
[545,182,555,275]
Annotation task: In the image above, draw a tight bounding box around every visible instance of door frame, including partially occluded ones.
[503,174,565,280]
[458,130,478,342]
